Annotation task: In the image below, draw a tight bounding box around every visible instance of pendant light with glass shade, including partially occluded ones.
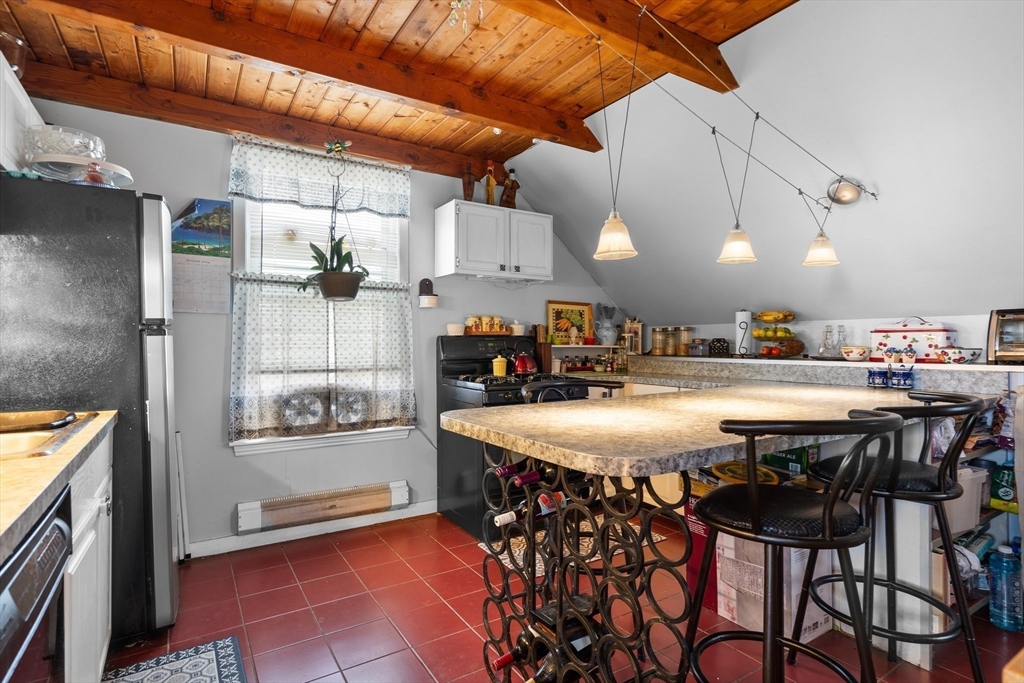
[593,18,643,261]
[714,115,761,264]
[799,180,841,267]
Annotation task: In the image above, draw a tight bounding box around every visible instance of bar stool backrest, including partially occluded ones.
[873,391,989,495]
[521,380,625,403]
[719,409,903,541]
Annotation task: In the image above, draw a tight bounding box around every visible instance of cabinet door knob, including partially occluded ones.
[103,495,112,517]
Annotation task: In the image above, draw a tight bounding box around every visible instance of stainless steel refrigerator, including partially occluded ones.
[0,175,180,638]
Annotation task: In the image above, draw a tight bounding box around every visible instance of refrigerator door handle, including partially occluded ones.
[139,196,173,325]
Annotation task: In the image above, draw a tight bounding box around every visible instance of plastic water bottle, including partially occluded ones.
[989,545,1023,632]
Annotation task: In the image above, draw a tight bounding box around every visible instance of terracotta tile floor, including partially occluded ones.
[105,514,1020,682]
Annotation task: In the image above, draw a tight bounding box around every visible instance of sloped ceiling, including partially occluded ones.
[511,0,1024,326]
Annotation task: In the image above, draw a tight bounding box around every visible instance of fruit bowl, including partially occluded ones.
[841,346,871,361]
[933,347,983,364]
[752,327,797,341]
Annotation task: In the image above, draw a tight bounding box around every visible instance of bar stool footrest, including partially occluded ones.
[692,630,857,683]
[808,573,963,644]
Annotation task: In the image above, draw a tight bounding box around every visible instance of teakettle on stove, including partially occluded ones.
[514,351,538,374]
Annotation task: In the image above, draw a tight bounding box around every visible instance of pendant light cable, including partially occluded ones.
[550,0,878,206]
[713,113,759,227]
[597,11,643,212]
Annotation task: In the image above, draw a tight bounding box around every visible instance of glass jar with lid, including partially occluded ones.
[665,327,679,356]
[689,339,709,357]
[651,327,667,355]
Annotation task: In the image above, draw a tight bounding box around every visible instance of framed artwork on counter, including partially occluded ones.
[546,301,593,345]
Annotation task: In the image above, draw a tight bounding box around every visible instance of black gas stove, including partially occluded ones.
[436,335,592,538]
[444,372,584,404]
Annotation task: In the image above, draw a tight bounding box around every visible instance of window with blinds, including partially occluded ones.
[246,201,401,282]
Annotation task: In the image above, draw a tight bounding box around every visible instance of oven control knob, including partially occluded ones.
[503,392,514,402]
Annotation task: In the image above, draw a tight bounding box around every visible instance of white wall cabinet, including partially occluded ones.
[65,435,113,683]
[435,200,553,281]
[0,51,43,171]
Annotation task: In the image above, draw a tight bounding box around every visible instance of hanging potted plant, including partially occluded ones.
[298,235,369,301]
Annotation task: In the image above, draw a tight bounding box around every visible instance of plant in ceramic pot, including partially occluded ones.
[298,235,369,301]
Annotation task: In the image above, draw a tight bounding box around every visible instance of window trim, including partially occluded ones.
[230,425,414,456]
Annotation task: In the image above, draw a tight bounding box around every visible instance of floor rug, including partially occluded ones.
[103,636,246,683]
[479,514,667,577]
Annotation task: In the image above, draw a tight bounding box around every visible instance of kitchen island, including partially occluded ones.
[440,382,996,679]
[440,382,935,477]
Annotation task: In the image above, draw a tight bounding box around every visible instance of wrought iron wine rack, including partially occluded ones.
[480,449,695,682]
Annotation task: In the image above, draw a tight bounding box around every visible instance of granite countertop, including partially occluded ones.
[0,410,117,563]
[440,384,961,477]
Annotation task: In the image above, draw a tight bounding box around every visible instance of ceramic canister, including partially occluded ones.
[492,356,507,376]
[891,367,914,389]
[867,369,889,387]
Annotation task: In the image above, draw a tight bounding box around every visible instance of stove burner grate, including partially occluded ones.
[456,373,573,387]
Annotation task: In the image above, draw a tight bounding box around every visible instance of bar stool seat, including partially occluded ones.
[813,457,960,496]
[685,409,904,683]
[695,485,863,541]
[789,391,990,683]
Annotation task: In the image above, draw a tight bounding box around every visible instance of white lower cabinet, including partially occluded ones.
[65,437,113,683]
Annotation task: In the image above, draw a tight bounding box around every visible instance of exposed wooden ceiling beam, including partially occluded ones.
[19,0,603,152]
[490,0,738,93]
[20,61,504,180]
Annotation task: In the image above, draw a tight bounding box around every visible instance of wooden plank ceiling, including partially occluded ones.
[2,0,796,178]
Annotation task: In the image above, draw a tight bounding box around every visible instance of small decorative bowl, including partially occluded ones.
[933,347,983,364]
[584,337,597,345]
[841,346,871,361]
[446,323,465,336]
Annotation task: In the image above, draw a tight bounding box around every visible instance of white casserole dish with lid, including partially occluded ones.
[870,316,957,363]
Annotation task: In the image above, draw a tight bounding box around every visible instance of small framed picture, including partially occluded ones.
[623,319,643,354]
[546,300,593,345]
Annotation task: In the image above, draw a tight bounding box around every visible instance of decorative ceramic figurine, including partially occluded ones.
[593,304,618,345]
[499,168,520,209]
[482,161,497,205]
[461,163,476,201]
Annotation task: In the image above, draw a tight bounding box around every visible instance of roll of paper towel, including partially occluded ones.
[735,310,752,355]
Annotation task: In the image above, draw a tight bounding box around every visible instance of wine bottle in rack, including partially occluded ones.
[493,460,529,478]
[513,463,592,488]
[490,630,545,671]
[494,491,567,527]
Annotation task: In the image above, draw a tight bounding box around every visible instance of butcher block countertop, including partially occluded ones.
[0,410,117,564]
[440,384,968,477]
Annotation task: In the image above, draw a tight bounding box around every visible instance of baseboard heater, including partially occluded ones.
[237,480,409,535]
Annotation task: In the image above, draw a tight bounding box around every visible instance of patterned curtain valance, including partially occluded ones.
[228,134,411,217]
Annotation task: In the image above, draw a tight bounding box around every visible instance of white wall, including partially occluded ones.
[509,0,1024,327]
[32,100,615,543]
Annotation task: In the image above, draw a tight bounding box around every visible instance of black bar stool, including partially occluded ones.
[789,392,989,682]
[685,409,904,683]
